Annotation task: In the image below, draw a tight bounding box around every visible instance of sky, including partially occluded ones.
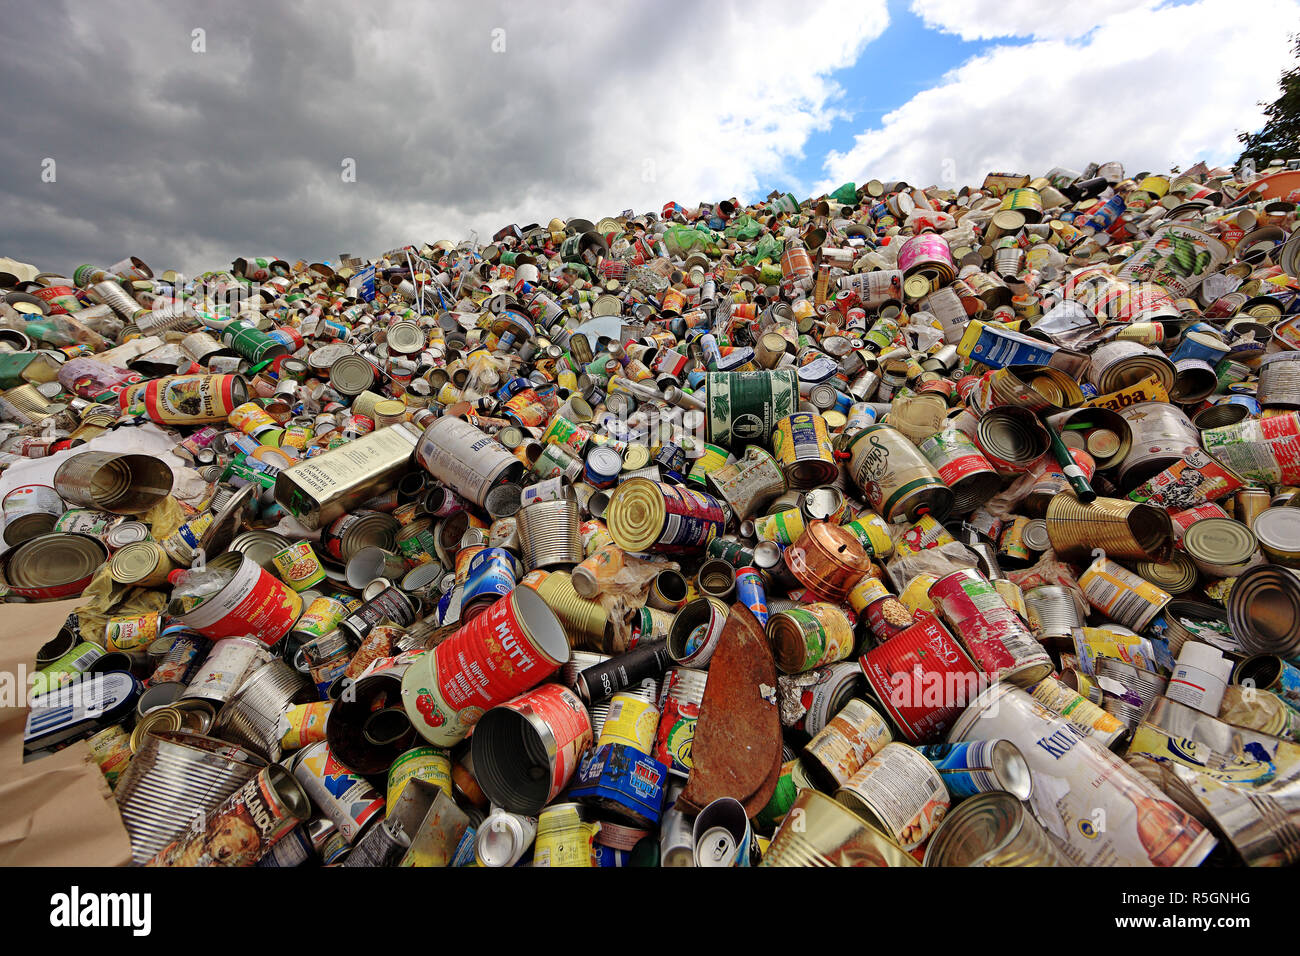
[1,0,1297,276]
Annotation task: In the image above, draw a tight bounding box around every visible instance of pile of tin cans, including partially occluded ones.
[8,158,1300,868]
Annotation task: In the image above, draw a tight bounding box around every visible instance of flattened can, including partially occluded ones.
[845,424,953,523]
[772,412,837,489]
[836,742,951,853]
[947,683,1215,867]
[859,612,982,744]
[928,569,1053,687]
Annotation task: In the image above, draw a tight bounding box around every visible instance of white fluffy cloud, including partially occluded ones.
[820,0,1300,192]
[909,0,1158,40]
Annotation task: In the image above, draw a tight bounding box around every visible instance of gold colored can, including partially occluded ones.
[108,540,177,588]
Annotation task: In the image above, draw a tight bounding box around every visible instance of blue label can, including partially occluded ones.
[916,739,1032,802]
[735,566,769,627]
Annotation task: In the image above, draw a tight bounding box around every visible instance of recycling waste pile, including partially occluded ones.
[7,160,1300,869]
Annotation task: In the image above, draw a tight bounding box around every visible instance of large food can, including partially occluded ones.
[147,764,310,867]
[606,478,726,554]
[705,369,799,449]
[859,612,982,743]
[118,373,248,424]
[761,787,918,868]
[835,742,951,852]
[947,683,1216,866]
[275,424,420,531]
[1116,401,1199,490]
[928,569,1053,687]
[772,412,837,488]
[400,587,570,746]
[415,416,525,507]
[917,429,1000,515]
[845,424,953,523]
[168,553,303,646]
[53,451,174,515]
[1117,223,1228,297]
[1,484,65,545]
[470,683,592,815]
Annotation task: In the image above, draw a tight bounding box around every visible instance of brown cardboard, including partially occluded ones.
[0,599,131,865]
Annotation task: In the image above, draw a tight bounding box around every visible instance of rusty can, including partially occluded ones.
[783,520,871,604]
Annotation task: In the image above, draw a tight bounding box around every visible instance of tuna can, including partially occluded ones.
[597,691,660,752]
[387,746,452,808]
[1044,493,1173,562]
[948,683,1215,866]
[1116,401,1199,490]
[801,698,892,790]
[415,416,525,507]
[400,586,570,746]
[767,602,855,675]
[1226,563,1300,659]
[835,742,951,852]
[772,412,837,488]
[533,802,600,867]
[705,369,799,449]
[708,445,787,521]
[460,547,519,618]
[1079,554,1172,632]
[0,531,107,600]
[922,791,1069,867]
[916,739,1032,802]
[1027,676,1128,748]
[606,478,726,554]
[667,597,730,668]
[859,612,983,744]
[1181,517,1263,578]
[337,585,419,644]
[761,787,917,868]
[845,423,953,523]
[271,541,327,592]
[917,429,1001,514]
[647,568,690,611]
[654,666,708,777]
[53,451,173,515]
[471,683,592,815]
[147,763,311,867]
[114,730,266,864]
[928,569,1053,687]
[289,740,386,844]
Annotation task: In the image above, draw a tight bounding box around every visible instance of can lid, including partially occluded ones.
[329,354,377,396]
[990,738,1033,801]
[1183,517,1258,567]
[1254,507,1300,554]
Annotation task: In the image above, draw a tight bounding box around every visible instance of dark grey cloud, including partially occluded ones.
[0,0,888,275]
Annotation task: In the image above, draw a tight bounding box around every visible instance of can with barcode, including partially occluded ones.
[801,698,893,791]
[1078,554,1172,632]
[835,742,950,853]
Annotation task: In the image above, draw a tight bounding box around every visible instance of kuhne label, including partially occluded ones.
[50,886,151,936]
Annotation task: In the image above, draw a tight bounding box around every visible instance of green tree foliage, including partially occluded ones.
[1238,34,1300,170]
